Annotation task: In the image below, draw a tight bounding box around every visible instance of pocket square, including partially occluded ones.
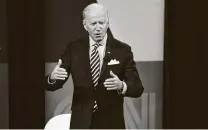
[107,59,120,65]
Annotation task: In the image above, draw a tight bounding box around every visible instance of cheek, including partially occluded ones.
[87,27,95,34]
[101,26,108,32]
[85,24,93,30]
[103,24,109,29]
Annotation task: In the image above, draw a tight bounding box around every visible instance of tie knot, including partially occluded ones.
[93,43,100,50]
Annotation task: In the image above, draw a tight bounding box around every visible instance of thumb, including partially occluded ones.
[110,71,117,78]
[57,59,62,67]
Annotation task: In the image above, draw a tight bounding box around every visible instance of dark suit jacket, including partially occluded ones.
[45,34,144,129]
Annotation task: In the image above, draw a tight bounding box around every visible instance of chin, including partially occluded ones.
[94,38,103,42]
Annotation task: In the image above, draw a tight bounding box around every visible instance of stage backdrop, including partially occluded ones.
[45,0,164,128]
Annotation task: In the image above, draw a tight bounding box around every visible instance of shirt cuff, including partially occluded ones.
[121,81,127,94]
[48,75,56,84]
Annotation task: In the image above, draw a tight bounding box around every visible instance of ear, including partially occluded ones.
[106,21,109,29]
[83,20,87,31]
[106,15,110,29]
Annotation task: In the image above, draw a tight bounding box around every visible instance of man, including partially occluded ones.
[45,3,144,129]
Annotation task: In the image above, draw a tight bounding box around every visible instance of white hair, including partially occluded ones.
[82,3,109,21]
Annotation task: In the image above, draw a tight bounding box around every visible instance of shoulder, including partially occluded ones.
[65,36,88,48]
[112,38,131,51]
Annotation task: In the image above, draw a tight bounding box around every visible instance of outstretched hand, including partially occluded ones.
[50,59,68,81]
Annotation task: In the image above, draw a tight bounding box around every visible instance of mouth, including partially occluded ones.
[94,33,102,37]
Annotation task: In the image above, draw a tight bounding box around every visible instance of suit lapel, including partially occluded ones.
[99,35,114,81]
[80,36,94,86]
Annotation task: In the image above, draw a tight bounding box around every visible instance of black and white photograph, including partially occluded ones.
[44,0,164,129]
[0,0,207,129]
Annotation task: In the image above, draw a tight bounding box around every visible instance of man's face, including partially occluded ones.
[83,10,109,42]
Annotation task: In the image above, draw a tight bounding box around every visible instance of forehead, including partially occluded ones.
[85,13,108,22]
[85,9,107,18]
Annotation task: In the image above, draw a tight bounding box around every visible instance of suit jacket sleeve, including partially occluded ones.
[123,46,144,98]
[45,43,71,91]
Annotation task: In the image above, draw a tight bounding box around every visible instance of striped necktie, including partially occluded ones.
[90,43,100,112]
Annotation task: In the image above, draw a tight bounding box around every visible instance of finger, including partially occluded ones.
[56,66,66,71]
[55,77,65,80]
[54,73,67,77]
[103,81,114,85]
[56,74,68,78]
[56,68,67,73]
[56,70,67,74]
[107,87,117,90]
[105,78,117,82]
[110,71,117,78]
[104,84,116,88]
[55,71,68,75]
[57,59,62,67]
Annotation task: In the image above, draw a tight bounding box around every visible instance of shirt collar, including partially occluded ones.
[89,34,108,47]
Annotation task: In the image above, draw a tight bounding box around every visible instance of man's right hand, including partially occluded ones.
[50,59,68,81]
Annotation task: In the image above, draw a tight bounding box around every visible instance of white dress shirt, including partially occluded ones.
[89,34,107,72]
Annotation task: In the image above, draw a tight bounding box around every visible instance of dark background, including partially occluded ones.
[163,0,207,128]
[0,0,207,129]
[0,0,7,62]
[0,0,8,128]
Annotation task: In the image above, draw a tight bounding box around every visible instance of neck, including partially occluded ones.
[89,34,108,46]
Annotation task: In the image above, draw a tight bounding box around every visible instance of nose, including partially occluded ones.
[95,23,101,31]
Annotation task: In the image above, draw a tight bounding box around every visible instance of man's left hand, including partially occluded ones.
[104,71,123,90]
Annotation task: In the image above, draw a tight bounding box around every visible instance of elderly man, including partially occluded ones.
[45,3,144,129]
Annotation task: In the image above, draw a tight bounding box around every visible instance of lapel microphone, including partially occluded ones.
[104,52,111,62]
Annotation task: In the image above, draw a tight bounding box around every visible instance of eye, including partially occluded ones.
[99,21,104,25]
[91,22,96,26]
